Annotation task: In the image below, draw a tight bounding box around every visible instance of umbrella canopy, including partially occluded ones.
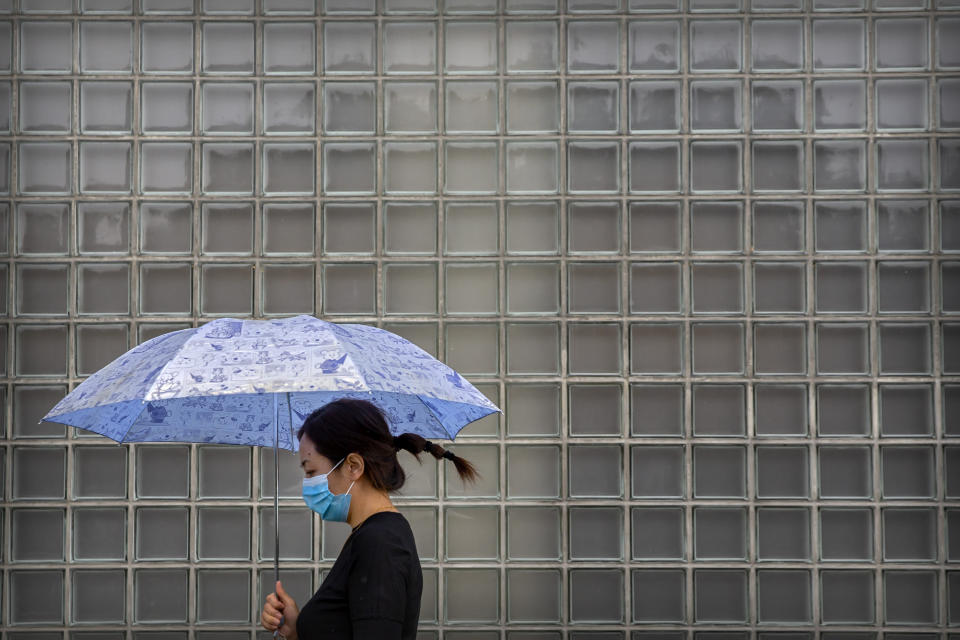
[43,314,501,448]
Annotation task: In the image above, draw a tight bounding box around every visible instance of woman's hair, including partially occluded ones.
[296,398,479,491]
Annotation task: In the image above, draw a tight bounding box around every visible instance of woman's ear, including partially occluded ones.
[344,452,365,480]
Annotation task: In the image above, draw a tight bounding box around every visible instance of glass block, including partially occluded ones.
[199,446,250,499]
[80,81,132,134]
[691,262,743,313]
[18,142,71,195]
[136,508,188,561]
[382,22,436,75]
[13,447,66,500]
[0,82,9,133]
[444,263,498,315]
[16,264,69,316]
[629,141,681,193]
[322,203,375,254]
[200,264,253,316]
[754,262,805,314]
[16,202,68,256]
[396,453,438,498]
[263,22,315,74]
[384,202,437,255]
[201,22,254,74]
[821,508,873,561]
[12,508,64,561]
[881,445,935,498]
[757,446,809,498]
[813,19,866,70]
[941,139,960,190]
[505,262,559,314]
[505,384,559,437]
[877,200,930,253]
[570,86,620,141]
[695,507,747,559]
[445,81,498,134]
[883,508,936,561]
[202,142,254,194]
[80,142,132,194]
[569,569,624,623]
[263,143,315,196]
[819,446,872,498]
[690,20,742,72]
[320,142,377,195]
[507,506,561,559]
[507,569,561,623]
[949,446,960,497]
[569,262,619,313]
[445,569,499,623]
[506,81,559,133]
[80,21,132,73]
[445,21,497,73]
[631,384,683,437]
[882,571,938,626]
[692,322,744,374]
[568,322,621,374]
[505,141,559,194]
[10,570,64,624]
[197,569,251,623]
[632,570,685,623]
[262,203,314,256]
[142,0,194,12]
[629,20,679,72]
[821,571,876,624]
[690,141,742,193]
[323,263,376,314]
[631,507,683,559]
[568,201,620,254]
[506,0,559,10]
[197,507,250,560]
[203,0,254,13]
[139,202,191,255]
[140,143,193,194]
[133,568,187,624]
[384,142,438,194]
[505,21,558,72]
[878,261,930,313]
[938,18,960,69]
[630,201,681,253]
[445,506,499,560]
[445,444,498,498]
[758,508,810,560]
[692,80,742,132]
[73,446,126,499]
[264,0,315,12]
[758,570,812,624]
[259,447,309,500]
[752,80,804,131]
[816,323,869,376]
[77,264,130,315]
[506,445,560,498]
[815,262,868,314]
[446,0,498,10]
[817,384,870,436]
[693,445,746,498]
[384,263,437,315]
[568,141,620,194]
[948,262,960,311]
[20,21,72,73]
[385,81,437,133]
[141,22,194,73]
[940,79,960,129]
[200,202,253,256]
[322,82,375,135]
[752,19,803,71]
[880,322,932,374]
[631,445,683,498]
[258,82,314,135]
[694,570,747,623]
[630,323,683,374]
[137,446,189,498]
[395,506,436,560]
[876,79,928,131]
[948,323,960,373]
[569,384,620,436]
[506,323,559,375]
[140,82,193,134]
[72,569,125,623]
[691,0,741,8]
[14,385,67,437]
[877,138,930,191]
[445,142,498,195]
[690,201,742,253]
[753,141,804,192]
[876,18,929,70]
[73,508,126,561]
[323,22,376,74]
[755,323,807,375]
[628,80,679,133]
[567,21,620,73]
[815,201,867,253]
[201,82,253,135]
[693,384,745,436]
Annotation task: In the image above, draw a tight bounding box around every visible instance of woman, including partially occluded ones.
[260,398,477,640]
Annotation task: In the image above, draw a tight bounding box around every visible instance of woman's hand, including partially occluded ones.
[261,580,300,639]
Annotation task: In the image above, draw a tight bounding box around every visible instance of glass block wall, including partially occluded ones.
[3,0,960,637]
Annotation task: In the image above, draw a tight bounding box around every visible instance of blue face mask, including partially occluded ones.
[302,457,355,522]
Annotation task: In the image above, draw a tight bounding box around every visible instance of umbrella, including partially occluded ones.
[43,314,501,614]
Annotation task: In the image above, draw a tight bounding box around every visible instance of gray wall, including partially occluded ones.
[3,0,960,638]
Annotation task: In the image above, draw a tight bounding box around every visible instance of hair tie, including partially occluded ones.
[392,435,402,450]
[442,450,456,461]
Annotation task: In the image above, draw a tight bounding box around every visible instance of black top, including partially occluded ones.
[296,511,422,640]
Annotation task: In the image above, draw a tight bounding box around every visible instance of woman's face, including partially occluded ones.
[298,436,351,492]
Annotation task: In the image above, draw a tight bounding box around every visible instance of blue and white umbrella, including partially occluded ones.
[43,314,501,598]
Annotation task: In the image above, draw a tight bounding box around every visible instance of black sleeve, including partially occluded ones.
[347,527,411,639]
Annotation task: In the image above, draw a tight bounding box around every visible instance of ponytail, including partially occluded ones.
[393,432,479,484]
